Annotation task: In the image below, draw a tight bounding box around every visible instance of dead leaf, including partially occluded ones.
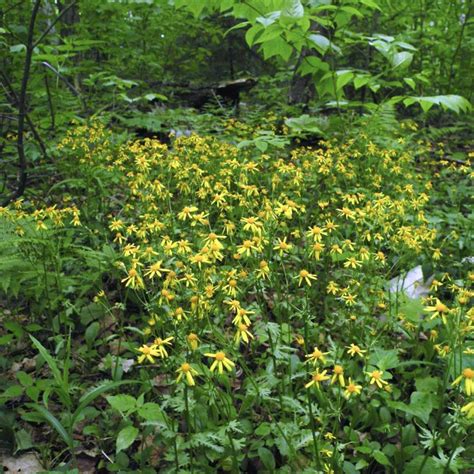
[1,452,43,473]
[76,454,96,474]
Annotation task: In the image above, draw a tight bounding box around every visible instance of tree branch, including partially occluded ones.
[0,69,48,159]
[1,0,42,206]
[32,0,79,49]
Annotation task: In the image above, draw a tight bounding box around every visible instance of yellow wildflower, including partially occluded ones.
[461,401,474,418]
[346,344,367,358]
[297,269,317,286]
[137,344,160,363]
[331,365,345,387]
[452,368,474,396]
[187,333,200,351]
[176,362,199,386]
[153,336,174,358]
[305,346,329,365]
[367,370,388,389]
[344,378,362,398]
[205,351,235,374]
[305,369,330,388]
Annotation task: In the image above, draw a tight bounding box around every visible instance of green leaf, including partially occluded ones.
[404,455,444,474]
[2,385,23,399]
[255,24,283,44]
[336,70,354,91]
[404,78,416,90]
[29,336,63,387]
[373,450,391,466]
[245,24,262,47]
[258,446,276,471]
[143,93,167,102]
[281,0,304,19]
[285,114,324,135]
[26,403,73,449]
[16,371,33,387]
[398,295,424,323]
[107,394,137,414]
[262,37,293,61]
[308,33,330,54]
[387,391,435,423]
[391,51,413,69]
[116,425,138,453]
[369,349,399,370]
[404,95,471,113]
[137,402,165,421]
[10,44,26,53]
[360,0,381,9]
[14,429,33,453]
[72,380,137,426]
[85,322,100,346]
[415,377,439,393]
[255,422,271,437]
[354,75,371,89]
[298,56,329,76]
[437,95,472,113]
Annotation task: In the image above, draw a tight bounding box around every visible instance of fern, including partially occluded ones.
[362,102,399,142]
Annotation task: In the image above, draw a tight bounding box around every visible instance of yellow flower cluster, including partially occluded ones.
[6,123,470,420]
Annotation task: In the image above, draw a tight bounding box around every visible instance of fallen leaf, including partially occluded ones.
[1,452,43,473]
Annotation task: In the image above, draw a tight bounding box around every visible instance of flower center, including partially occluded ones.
[463,368,474,379]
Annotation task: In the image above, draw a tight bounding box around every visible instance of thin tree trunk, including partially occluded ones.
[2,0,42,206]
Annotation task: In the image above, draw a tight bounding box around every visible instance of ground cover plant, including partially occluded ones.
[0,0,473,472]
[0,118,473,472]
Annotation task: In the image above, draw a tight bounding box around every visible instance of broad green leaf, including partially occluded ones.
[354,75,370,89]
[107,394,137,414]
[285,114,324,134]
[10,44,26,53]
[391,51,413,69]
[415,376,439,393]
[404,78,416,90]
[373,450,391,466]
[17,371,33,387]
[137,402,165,421]
[387,391,435,423]
[369,349,399,370]
[282,0,304,19]
[298,56,329,76]
[403,456,444,474]
[72,380,138,426]
[255,24,283,44]
[116,425,139,453]
[258,447,276,471]
[437,95,472,113]
[256,12,281,27]
[245,24,262,47]
[85,322,100,346]
[397,295,424,323]
[262,37,293,61]
[336,70,354,90]
[308,33,330,54]
[419,98,435,112]
[360,0,381,9]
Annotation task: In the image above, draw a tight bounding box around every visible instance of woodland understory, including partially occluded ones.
[0,1,473,473]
